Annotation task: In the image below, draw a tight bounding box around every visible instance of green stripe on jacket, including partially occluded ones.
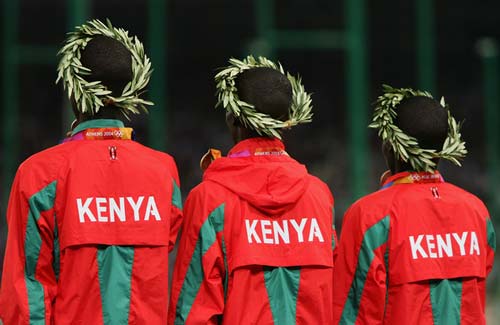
[175,204,225,324]
[340,215,390,324]
[97,245,135,325]
[25,180,57,324]
[264,266,301,324]
[172,180,183,210]
[430,279,462,324]
[487,218,496,251]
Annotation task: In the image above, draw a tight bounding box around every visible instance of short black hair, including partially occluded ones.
[80,35,133,97]
[235,67,292,121]
[395,96,449,151]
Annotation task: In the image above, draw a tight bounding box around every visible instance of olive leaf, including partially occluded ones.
[370,85,467,172]
[56,19,154,117]
[214,55,313,139]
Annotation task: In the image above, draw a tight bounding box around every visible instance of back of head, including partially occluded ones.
[236,67,292,121]
[58,19,153,122]
[396,96,448,151]
[80,35,133,97]
[216,56,312,141]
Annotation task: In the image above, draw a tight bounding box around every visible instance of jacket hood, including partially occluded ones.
[203,138,309,215]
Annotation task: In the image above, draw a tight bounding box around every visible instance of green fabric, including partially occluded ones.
[25,181,57,324]
[172,180,183,210]
[71,119,125,135]
[487,218,496,251]
[53,214,60,280]
[430,279,462,325]
[340,216,390,325]
[263,266,301,325]
[175,204,225,324]
[97,246,135,325]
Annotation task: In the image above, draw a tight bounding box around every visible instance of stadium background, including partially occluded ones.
[1,0,499,320]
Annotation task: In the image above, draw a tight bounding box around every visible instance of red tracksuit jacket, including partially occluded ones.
[168,137,337,324]
[332,171,496,324]
[0,119,183,324]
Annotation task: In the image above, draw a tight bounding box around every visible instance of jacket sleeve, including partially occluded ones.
[0,169,58,324]
[169,159,183,252]
[332,204,390,325]
[168,185,226,325]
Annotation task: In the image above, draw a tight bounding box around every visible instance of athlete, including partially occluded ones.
[168,56,337,324]
[332,85,496,324]
[0,19,183,324]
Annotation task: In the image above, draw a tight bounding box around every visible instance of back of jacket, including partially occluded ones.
[332,171,496,325]
[0,119,183,324]
[169,138,337,325]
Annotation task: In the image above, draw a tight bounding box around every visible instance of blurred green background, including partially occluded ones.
[1,0,499,320]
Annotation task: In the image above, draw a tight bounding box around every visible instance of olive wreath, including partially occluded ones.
[56,19,153,117]
[369,84,467,172]
[214,55,312,139]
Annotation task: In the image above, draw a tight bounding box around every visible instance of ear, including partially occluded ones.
[225,111,240,126]
[70,119,78,130]
[379,169,392,187]
[225,112,239,143]
[382,141,396,174]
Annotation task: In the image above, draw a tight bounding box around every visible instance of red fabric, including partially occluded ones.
[53,247,104,324]
[0,171,32,324]
[169,138,336,324]
[128,246,172,324]
[58,140,179,248]
[332,171,495,324]
[185,239,227,325]
[220,267,275,325]
[0,121,183,324]
[295,267,335,324]
[460,277,487,323]
[355,243,388,322]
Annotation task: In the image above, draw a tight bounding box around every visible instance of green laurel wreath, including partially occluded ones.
[214,55,313,139]
[369,84,467,172]
[56,19,153,117]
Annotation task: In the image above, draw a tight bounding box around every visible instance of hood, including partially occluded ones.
[203,138,309,215]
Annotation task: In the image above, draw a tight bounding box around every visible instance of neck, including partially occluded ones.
[73,106,126,129]
[85,106,124,120]
[232,126,268,144]
[392,158,440,174]
[392,160,412,174]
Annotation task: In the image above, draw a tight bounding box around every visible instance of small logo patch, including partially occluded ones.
[109,146,117,160]
[431,187,440,199]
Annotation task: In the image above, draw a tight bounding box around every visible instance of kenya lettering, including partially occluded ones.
[245,217,324,244]
[77,196,161,222]
[409,231,480,259]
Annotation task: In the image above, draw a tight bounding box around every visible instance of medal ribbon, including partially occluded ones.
[228,147,288,158]
[63,127,134,143]
[381,171,444,189]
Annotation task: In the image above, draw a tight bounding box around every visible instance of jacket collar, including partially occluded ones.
[71,119,125,136]
[228,137,286,158]
[381,170,444,189]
